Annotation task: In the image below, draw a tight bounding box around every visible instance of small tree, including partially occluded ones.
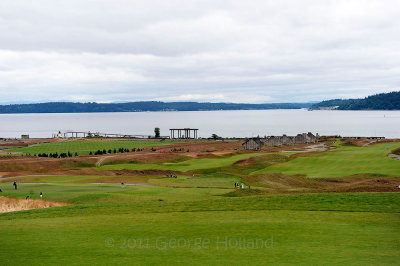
[211,133,220,140]
[154,127,160,138]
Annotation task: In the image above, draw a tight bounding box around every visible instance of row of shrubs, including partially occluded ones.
[29,147,158,158]
[89,147,149,155]
[34,152,78,158]
[171,148,189,152]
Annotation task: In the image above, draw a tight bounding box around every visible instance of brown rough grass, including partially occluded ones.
[0,196,68,213]
[243,173,400,193]
[392,147,400,155]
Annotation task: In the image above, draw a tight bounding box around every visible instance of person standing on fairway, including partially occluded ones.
[13,181,17,190]
[40,192,43,199]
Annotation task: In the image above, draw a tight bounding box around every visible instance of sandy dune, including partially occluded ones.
[0,196,67,213]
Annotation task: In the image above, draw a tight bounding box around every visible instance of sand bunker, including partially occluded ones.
[0,196,67,213]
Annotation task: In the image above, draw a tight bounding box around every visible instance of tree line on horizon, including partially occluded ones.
[1,91,398,113]
[0,101,312,113]
[310,91,400,110]
[31,147,148,158]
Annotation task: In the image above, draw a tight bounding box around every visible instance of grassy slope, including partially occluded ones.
[255,142,400,178]
[0,181,399,265]
[1,142,399,264]
[1,210,399,265]
[7,140,176,155]
[98,153,260,172]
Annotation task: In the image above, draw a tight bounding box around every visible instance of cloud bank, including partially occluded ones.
[0,0,399,103]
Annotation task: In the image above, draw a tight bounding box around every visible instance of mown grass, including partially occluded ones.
[1,209,398,265]
[149,173,242,187]
[0,181,399,265]
[7,139,177,155]
[1,181,399,214]
[1,173,241,189]
[0,181,230,204]
[1,142,400,265]
[255,142,400,178]
[98,153,261,172]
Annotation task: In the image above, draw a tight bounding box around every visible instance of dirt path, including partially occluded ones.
[95,156,114,167]
[363,140,376,146]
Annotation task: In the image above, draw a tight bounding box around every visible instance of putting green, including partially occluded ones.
[254,142,400,178]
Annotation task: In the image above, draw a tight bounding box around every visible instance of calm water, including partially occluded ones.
[0,109,399,138]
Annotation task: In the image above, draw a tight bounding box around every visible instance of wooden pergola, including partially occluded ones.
[169,128,198,139]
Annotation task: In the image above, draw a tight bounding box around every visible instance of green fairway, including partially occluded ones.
[254,142,400,178]
[1,210,399,265]
[98,153,260,172]
[150,173,242,187]
[7,139,177,155]
[1,173,241,189]
[1,142,400,265]
[0,180,399,265]
[0,182,230,204]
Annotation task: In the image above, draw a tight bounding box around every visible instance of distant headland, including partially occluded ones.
[310,91,400,110]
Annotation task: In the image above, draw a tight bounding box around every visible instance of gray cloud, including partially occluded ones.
[0,0,399,104]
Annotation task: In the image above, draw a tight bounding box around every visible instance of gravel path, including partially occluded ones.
[388,154,400,160]
[95,156,114,167]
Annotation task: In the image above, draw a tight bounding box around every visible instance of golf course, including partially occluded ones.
[7,139,177,156]
[0,138,399,265]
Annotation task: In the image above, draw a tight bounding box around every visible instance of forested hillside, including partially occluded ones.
[311,91,400,110]
[0,101,312,113]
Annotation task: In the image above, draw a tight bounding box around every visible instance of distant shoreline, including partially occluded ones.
[2,108,400,115]
[0,101,313,114]
[1,90,399,113]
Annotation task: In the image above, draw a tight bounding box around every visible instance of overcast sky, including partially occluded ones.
[0,0,399,104]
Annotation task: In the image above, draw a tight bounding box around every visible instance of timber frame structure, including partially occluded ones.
[169,128,198,139]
